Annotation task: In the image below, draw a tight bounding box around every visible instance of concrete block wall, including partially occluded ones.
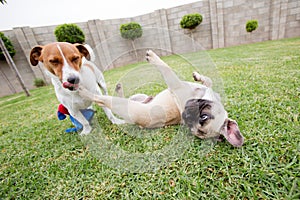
[0,0,299,97]
[285,0,300,38]
[0,29,37,97]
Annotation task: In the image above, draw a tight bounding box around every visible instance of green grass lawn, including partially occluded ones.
[1,38,299,199]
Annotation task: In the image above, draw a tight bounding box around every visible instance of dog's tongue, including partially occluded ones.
[63,82,78,90]
[63,82,72,88]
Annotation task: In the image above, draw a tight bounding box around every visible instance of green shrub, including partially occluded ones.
[54,24,85,44]
[34,78,46,87]
[120,22,143,41]
[246,20,258,33]
[0,32,16,61]
[180,13,203,30]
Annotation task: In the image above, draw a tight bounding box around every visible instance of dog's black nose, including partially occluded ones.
[67,76,80,84]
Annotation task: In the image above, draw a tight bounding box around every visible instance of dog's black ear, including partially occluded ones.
[75,44,91,60]
[220,118,244,147]
[30,46,43,66]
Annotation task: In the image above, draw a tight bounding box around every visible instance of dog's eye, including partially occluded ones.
[49,59,60,66]
[199,114,209,125]
[200,114,208,121]
[71,56,80,63]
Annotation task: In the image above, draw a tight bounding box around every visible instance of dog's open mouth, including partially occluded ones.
[63,82,79,91]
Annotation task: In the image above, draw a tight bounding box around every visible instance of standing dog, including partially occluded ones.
[79,50,244,147]
[30,42,124,135]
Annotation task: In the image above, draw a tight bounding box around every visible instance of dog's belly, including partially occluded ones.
[136,89,181,128]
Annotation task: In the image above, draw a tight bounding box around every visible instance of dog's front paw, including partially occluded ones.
[80,125,92,136]
[192,72,213,88]
[192,72,202,81]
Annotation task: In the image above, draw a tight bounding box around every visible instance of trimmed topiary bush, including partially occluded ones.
[0,32,16,61]
[180,13,203,30]
[180,13,203,51]
[54,23,85,44]
[120,22,143,41]
[120,22,143,59]
[246,20,258,33]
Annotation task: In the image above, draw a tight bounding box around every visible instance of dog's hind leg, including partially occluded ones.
[102,106,125,125]
[146,50,183,91]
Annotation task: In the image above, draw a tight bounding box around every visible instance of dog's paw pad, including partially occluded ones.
[146,50,153,56]
[146,50,160,64]
[192,72,201,81]
[115,83,122,91]
[145,50,154,61]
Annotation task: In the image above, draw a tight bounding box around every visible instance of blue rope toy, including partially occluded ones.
[57,104,95,133]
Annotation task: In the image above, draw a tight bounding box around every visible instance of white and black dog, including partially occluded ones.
[79,50,244,147]
[30,42,124,135]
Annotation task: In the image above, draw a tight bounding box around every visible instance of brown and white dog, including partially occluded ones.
[29,42,124,135]
[79,50,244,147]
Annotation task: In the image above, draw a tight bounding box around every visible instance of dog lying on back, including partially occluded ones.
[79,50,244,147]
[30,42,124,135]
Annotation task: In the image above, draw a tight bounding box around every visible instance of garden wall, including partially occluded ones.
[0,0,299,97]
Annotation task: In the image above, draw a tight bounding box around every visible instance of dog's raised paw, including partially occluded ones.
[192,72,213,88]
[146,50,153,55]
[145,50,160,64]
[145,50,153,62]
[192,72,201,81]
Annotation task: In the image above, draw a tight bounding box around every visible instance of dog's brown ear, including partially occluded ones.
[30,46,43,66]
[220,118,244,147]
[75,44,91,61]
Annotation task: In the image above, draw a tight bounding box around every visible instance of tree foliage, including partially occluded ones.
[180,13,203,30]
[246,20,258,33]
[54,24,85,44]
[120,22,143,41]
[0,32,16,61]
